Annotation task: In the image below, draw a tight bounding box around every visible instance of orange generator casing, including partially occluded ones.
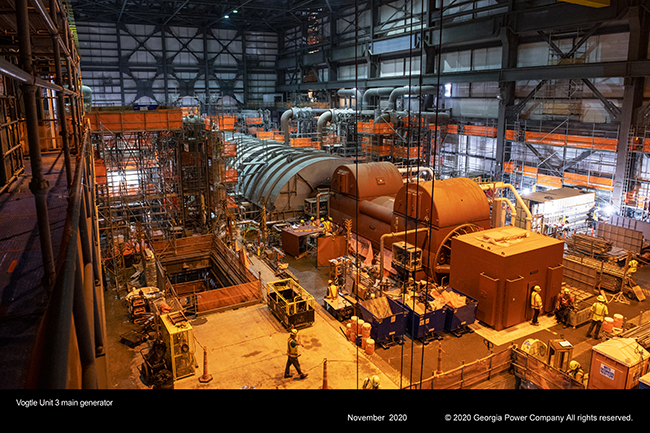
[449,226,564,331]
[330,162,492,282]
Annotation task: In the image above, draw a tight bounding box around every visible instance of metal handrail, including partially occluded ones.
[25,131,104,389]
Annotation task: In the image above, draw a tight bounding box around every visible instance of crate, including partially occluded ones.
[267,278,315,329]
[396,294,447,341]
[440,287,478,333]
[358,296,407,345]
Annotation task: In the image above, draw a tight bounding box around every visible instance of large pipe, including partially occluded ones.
[316,110,333,148]
[362,87,395,110]
[281,107,328,145]
[480,182,532,231]
[387,86,438,111]
[337,88,362,107]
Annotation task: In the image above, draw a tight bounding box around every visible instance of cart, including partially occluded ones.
[396,294,447,344]
[267,278,315,329]
[440,287,478,337]
[358,296,408,349]
[139,340,172,388]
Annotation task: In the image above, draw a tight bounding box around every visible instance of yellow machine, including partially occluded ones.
[160,312,196,381]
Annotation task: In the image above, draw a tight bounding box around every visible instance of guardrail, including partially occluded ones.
[25,130,106,389]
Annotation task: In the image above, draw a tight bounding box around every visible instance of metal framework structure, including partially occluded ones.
[0,0,107,388]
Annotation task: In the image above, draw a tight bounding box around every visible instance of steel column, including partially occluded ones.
[17,0,56,290]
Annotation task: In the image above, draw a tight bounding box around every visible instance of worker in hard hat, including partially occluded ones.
[586,295,609,339]
[554,287,575,328]
[310,216,316,227]
[326,279,338,300]
[627,258,639,287]
[568,360,585,383]
[284,328,308,380]
[530,285,543,326]
[322,217,332,234]
[362,375,381,389]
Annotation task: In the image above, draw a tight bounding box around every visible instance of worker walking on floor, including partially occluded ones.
[285,328,308,380]
[586,295,608,339]
[531,285,543,326]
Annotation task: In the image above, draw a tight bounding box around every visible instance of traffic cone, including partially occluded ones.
[321,358,331,389]
[199,345,213,383]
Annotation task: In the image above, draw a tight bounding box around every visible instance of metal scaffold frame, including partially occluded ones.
[94,128,183,289]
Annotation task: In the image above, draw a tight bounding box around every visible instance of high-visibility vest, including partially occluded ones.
[287,337,299,357]
[591,302,608,321]
[531,292,543,309]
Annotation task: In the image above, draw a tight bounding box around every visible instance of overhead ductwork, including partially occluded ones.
[387,86,438,111]
[337,88,362,107]
[361,87,395,110]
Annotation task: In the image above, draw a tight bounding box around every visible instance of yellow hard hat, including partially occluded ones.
[290,328,298,337]
[533,285,541,292]
[569,360,580,370]
[597,295,606,302]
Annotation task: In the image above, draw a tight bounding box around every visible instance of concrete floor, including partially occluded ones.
[104,245,650,393]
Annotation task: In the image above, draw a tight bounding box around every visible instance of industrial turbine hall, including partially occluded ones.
[3,0,650,406]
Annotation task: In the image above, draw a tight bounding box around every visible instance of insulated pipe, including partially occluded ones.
[387,86,438,111]
[281,108,295,144]
[362,87,395,110]
[480,182,532,231]
[281,107,328,145]
[494,197,518,227]
[337,88,362,108]
[316,110,333,148]
[379,227,430,283]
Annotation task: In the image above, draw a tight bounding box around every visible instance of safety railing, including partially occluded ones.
[25,130,106,389]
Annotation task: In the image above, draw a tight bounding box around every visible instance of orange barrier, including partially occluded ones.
[464,125,498,137]
[256,131,275,140]
[224,168,238,183]
[245,117,263,125]
[223,143,237,158]
[290,137,312,147]
[86,109,183,132]
[504,162,614,191]
[521,131,618,152]
[357,121,395,134]
[537,174,563,189]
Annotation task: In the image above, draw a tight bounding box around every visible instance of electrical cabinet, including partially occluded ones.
[160,312,196,381]
[449,226,564,331]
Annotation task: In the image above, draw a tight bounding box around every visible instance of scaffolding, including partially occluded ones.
[503,120,619,206]
[622,125,650,220]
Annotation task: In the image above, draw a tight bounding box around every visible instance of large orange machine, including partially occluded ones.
[449,226,564,330]
[329,162,492,282]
